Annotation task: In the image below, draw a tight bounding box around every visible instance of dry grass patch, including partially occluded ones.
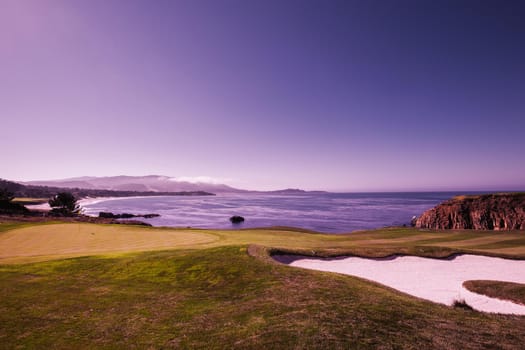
[464,280,525,306]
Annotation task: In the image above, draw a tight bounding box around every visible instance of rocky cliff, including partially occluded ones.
[414,193,525,230]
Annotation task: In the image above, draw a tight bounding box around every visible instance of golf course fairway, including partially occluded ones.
[1,222,525,348]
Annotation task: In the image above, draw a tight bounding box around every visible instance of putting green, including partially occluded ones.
[0,223,218,263]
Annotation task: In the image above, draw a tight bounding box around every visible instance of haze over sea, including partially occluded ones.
[82,192,476,233]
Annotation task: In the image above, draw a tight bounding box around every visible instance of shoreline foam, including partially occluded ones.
[78,196,165,216]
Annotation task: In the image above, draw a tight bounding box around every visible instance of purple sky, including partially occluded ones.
[1,0,524,191]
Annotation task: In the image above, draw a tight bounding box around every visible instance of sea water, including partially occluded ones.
[81,192,469,233]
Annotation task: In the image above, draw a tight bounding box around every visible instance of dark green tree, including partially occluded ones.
[0,188,15,202]
[0,187,28,214]
[49,192,81,216]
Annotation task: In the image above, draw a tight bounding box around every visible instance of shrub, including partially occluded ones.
[0,188,14,202]
[0,187,28,214]
[452,298,474,311]
[49,192,80,216]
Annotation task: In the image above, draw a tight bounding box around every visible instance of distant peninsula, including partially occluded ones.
[21,175,320,195]
[1,175,323,203]
[0,179,215,200]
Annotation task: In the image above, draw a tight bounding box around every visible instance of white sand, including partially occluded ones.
[25,196,134,213]
[78,196,168,216]
[25,197,125,212]
[25,202,51,211]
[281,254,525,315]
[78,196,122,209]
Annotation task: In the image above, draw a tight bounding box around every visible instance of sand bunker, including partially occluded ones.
[276,254,525,315]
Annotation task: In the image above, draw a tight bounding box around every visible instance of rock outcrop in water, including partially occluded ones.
[414,193,525,230]
[98,212,160,219]
[230,216,245,224]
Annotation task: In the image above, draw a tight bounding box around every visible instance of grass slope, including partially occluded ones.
[464,280,525,306]
[1,222,525,348]
[3,223,525,264]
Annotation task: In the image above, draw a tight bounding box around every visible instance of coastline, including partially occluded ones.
[78,195,167,216]
[25,202,51,211]
[75,192,452,233]
[79,196,136,207]
[24,196,145,213]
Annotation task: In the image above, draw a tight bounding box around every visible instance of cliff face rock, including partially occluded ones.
[414,193,525,230]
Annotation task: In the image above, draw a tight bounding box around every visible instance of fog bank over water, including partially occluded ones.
[81,192,468,233]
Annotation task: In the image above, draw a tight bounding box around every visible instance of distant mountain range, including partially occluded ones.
[0,178,214,200]
[23,175,321,195]
[25,175,240,194]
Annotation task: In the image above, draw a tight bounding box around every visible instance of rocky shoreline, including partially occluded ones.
[414,193,525,230]
[0,213,153,226]
[98,212,160,219]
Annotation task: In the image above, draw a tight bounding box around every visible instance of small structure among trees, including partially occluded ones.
[48,192,81,216]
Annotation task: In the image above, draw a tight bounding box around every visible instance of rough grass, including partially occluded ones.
[2,246,525,349]
[452,298,474,311]
[464,280,525,306]
[1,222,525,348]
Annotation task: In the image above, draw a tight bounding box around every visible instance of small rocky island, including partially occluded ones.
[414,193,525,230]
[230,215,245,224]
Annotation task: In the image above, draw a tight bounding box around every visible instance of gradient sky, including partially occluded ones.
[1,0,524,191]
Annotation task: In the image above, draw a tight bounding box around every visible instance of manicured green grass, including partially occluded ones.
[1,222,525,348]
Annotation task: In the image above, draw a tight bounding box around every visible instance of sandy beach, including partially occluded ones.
[24,196,127,212]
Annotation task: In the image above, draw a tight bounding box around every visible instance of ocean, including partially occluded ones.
[80,192,469,233]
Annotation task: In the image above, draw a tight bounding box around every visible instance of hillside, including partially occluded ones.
[414,193,525,230]
[23,175,325,194]
[25,175,241,193]
[0,179,214,199]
